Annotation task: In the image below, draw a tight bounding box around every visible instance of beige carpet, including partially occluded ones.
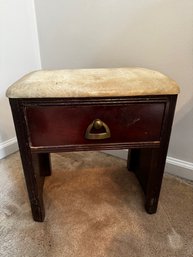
[0,151,193,257]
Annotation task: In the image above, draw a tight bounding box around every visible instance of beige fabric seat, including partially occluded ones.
[6,67,180,98]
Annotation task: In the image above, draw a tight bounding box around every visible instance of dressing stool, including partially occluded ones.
[6,68,180,222]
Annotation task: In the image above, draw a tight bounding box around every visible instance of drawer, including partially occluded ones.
[25,103,165,147]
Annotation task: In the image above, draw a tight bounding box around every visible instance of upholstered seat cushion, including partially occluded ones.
[6,67,180,98]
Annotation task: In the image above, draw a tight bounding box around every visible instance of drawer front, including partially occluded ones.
[26,103,165,147]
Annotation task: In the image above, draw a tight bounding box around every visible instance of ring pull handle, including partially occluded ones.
[85,119,111,140]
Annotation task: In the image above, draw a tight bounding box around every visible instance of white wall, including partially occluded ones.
[0,0,41,158]
[34,0,193,178]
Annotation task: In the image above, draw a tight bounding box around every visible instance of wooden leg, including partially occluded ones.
[128,148,166,214]
[10,99,45,222]
[26,153,51,221]
[127,149,140,172]
[17,151,45,222]
[37,153,52,177]
[145,147,168,214]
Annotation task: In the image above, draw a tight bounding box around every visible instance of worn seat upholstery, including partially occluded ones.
[6,68,180,98]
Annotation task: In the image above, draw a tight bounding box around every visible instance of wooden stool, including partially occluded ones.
[6,68,180,222]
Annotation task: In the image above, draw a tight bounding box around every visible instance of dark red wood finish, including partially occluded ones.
[26,102,165,147]
[9,95,177,221]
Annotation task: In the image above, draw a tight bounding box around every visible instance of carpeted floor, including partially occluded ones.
[0,151,193,257]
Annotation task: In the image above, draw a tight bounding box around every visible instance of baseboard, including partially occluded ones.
[102,149,129,160]
[103,150,193,181]
[165,157,193,181]
[0,137,18,159]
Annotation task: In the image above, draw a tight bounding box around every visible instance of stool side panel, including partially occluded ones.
[9,99,45,221]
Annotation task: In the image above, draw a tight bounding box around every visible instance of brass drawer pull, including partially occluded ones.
[85,119,111,140]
